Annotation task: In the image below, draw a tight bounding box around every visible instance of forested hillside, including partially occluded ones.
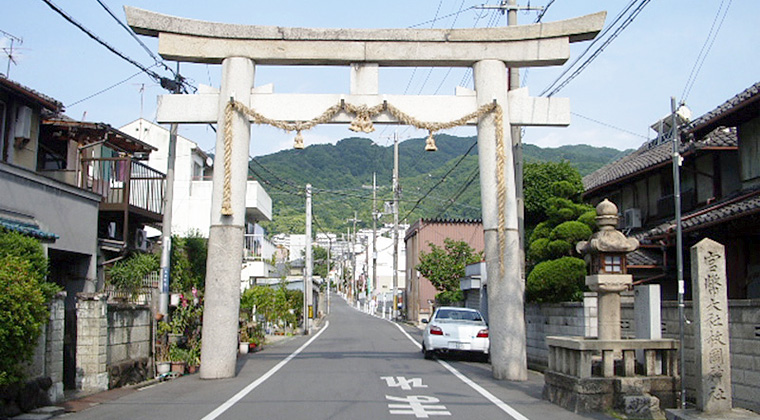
[250,135,629,234]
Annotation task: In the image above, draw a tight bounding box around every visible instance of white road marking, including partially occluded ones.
[390,322,530,420]
[200,321,330,420]
[382,376,428,390]
[387,395,451,418]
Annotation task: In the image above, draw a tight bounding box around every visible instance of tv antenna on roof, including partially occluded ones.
[0,29,23,78]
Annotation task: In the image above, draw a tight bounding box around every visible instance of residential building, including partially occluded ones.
[404,218,484,323]
[0,75,164,393]
[582,82,760,299]
[120,118,275,286]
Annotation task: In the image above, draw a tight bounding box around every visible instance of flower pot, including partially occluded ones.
[156,362,171,375]
[239,342,249,354]
[171,361,186,375]
[187,364,198,374]
[249,343,257,352]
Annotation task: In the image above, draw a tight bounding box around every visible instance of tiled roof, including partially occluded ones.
[0,75,63,112]
[583,126,737,193]
[0,217,59,241]
[627,248,661,267]
[638,189,760,240]
[688,81,760,138]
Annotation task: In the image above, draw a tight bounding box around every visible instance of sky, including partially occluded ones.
[3,1,758,159]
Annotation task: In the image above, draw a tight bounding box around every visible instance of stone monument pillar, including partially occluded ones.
[691,238,731,413]
[576,199,638,341]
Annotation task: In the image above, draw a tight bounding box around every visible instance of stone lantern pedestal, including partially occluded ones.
[586,274,631,341]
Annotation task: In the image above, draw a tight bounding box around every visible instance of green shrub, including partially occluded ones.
[0,256,49,385]
[529,222,552,243]
[435,290,464,306]
[528,238,551,263]
[547,239,572,259]
[526,257,587,303]
[577,210,597,230]
[107,253,159,298]
[550,221,593,244]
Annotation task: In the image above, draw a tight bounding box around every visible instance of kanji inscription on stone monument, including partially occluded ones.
[691,238,732,413]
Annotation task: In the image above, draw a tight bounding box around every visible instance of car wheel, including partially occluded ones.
[422,343,434,360]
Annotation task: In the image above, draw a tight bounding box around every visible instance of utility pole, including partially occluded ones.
[347,212,361,305]
[159,64,182,319]
[326,235,331,314]
[671,97,686,409]
[392,132,400,321]
[371,172,378,301]
[304,184,313,334]
[507,0,526,284]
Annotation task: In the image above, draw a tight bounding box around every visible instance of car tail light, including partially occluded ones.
[477,329,489,338]
[430,326,443,336]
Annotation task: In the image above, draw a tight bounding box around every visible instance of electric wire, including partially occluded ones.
[433,166,480,219]
[571,112,649,139]
[399,139,477,222]
[41,0,164,84]
[541,0,652,97]
[66,67,153,108]
[95,0,174,76]
[681,0,732,102]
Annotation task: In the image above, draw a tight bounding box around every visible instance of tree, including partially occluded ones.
[524,162,593,303]
[524,161,584,227]
[415,238,482,293]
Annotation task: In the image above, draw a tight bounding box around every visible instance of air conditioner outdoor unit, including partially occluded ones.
[134,228,148,251]
[624,208,642,229]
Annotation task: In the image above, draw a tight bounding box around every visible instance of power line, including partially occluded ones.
[541,0,651,97]
[571,112,649,139]
[433,166,480,219]
[681,0,732,102]
[66,67,152,108]
[40,0,185,93]
[400,139,478,221]
[95,0,173,75]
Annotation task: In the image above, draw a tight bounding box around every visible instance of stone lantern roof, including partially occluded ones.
[576,199,639,256]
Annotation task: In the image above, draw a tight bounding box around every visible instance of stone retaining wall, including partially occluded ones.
[106,304,152,389]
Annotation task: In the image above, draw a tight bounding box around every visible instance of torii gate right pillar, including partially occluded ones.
[474,60,527,380]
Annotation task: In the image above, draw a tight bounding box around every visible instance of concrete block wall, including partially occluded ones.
[24,292,66,403]
[76,294,108,393]
[525,302,585,371]
[107,304,151,365]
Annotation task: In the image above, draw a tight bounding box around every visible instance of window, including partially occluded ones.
[602,254,624,274]
[0,101,6,161]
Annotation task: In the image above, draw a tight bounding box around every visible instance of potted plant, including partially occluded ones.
[155,321,171,375]
[239,329,250,355]
[169,344,190,375]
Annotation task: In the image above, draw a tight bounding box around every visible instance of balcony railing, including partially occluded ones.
[80,157,165,216]
[244,233,276,261]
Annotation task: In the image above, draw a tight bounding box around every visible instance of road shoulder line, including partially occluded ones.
[389,321,530,420]
[200,321,330,420]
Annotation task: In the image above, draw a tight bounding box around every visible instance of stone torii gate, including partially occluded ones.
[126,7,605,381]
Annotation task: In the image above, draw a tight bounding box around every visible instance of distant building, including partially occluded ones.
[404,218,484,323]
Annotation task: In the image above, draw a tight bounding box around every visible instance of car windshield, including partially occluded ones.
[434,309,483,323]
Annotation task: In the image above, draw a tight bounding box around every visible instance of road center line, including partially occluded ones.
[390,321,530,420]
[200,321,330,420]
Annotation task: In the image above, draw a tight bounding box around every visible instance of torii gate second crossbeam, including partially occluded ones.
[126,6,606,381]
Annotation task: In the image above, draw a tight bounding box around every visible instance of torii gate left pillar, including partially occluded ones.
[126,6,605,381]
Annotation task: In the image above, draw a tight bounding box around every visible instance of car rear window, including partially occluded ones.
[435,309,483,322]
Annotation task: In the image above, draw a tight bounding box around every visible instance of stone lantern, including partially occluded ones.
[576,199,638,341]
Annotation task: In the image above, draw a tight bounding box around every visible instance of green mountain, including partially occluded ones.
[250,135,629,234]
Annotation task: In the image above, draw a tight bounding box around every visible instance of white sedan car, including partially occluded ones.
[421,306,489,360]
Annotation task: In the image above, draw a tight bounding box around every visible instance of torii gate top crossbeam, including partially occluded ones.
[125,7,605,67]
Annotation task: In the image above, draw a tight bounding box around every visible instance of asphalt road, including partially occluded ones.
[61,296,611,420]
